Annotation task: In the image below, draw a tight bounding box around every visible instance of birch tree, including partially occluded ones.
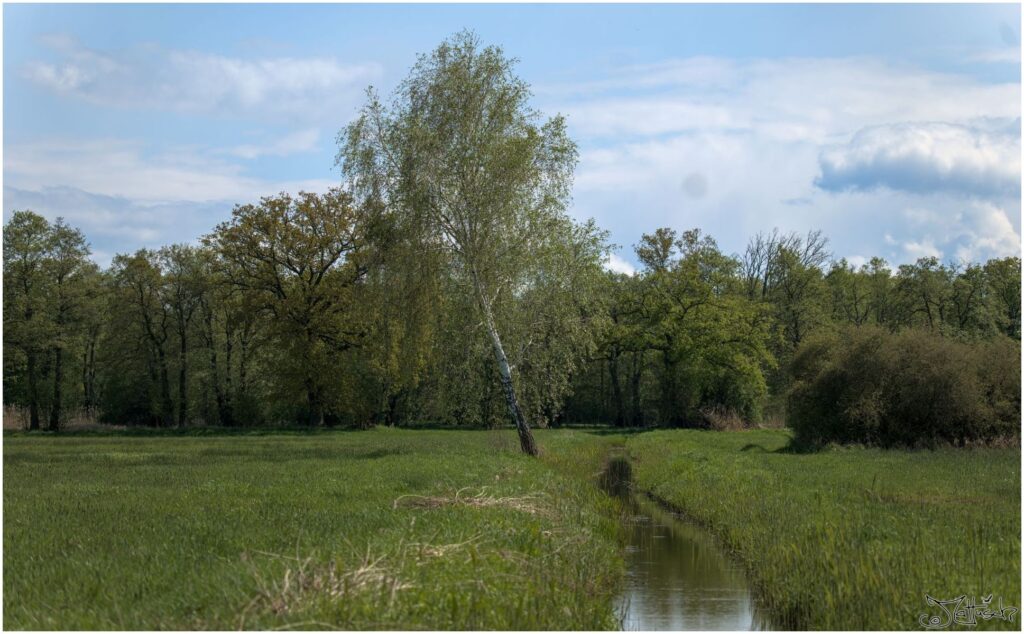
[340,31,578,455]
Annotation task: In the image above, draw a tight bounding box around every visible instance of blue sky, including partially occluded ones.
[4,3,1021,271]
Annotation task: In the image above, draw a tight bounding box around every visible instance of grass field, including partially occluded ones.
[4,427,1020,630]
[626,429,1022,630]
[3,428,622,630]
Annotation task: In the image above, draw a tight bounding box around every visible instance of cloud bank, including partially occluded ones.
[548,56,1020,267]
[816,120,1021,197]
[23,36,380,122]
[5,138,333,203]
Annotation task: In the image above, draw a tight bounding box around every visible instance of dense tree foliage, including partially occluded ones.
[3,33,1019,448]
[788,325,1020,447]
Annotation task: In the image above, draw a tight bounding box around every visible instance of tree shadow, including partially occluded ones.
[740,439,816,454]
[572,426,656,437]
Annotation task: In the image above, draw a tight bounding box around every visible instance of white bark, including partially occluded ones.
[474,273,538,456]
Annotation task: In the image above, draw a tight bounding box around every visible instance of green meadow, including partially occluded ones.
[627,429,1022,630]
[2,429,622,630]
[3,428,1020,630]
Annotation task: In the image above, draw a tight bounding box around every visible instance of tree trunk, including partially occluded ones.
[236,331,246,396]
[225,321,236,420]
[26,349,40,430]
[208,325,228,427]
[81,343,94,415]
[49,346,62,431]
[85,332,98,416]
[474,278,538,457]
[178,334,188,427]
[89,341,97,412]
[608,347,625,427]
[303,329,323,426]
[157,347,174,427]
[306,379,323,426]
[630,351,643,427]
[661,349,679,425]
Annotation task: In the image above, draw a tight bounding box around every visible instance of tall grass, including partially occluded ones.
[627,429,1021,630]
[3,428,623,630]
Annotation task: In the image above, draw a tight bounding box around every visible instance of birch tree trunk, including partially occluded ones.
[474,277,538,456]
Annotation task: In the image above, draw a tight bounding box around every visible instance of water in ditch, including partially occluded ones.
[601,456,770,631]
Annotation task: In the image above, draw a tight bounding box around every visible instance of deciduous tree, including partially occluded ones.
[340,31,580,455]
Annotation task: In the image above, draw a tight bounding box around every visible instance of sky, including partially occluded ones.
[3,3,1021,272]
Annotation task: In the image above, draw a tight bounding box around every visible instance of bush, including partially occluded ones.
[788,325,1020,448]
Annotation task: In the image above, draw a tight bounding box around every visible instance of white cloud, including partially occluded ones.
[952,202,1022,262]
[551,57,1020,143]
[564,99,742,138]
[816,120,1020,197]
[225,128,321,159]
[557,55,1020,268]
[903,239,943,260]
[895,200,1020,263]
[3,186,233,266]
[5,137,334,203]
[22,36,380,121]
[605,253,637,276]
[846,255,868,269]
[966,47,1022,64]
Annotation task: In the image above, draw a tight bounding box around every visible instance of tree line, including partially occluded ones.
[6,208,1018,437]
[563,227,1020,436]
[3,32,1020,451]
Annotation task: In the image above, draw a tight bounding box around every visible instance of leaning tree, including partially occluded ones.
[339,31,580,456]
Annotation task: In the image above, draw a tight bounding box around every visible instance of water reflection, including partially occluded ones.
[601,457,769,631]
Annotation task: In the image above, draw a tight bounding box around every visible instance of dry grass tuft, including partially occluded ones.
[237,547,411,629]
[406,534,484,562]
[698,405,750,431]
[392,487,553,518]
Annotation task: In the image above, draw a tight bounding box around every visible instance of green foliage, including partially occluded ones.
[984,256,1022,339]
[627,429,1021,630]
[567,228,774,426]
[207,189,369,426]
[3,211,97,430]
[3,429,623,629]
[788,325,1021,447]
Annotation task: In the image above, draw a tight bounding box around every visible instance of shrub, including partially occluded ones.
[788,325,1020,448]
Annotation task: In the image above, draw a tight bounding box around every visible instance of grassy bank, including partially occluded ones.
[3,428,622,630]
[626,429,1021,630]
